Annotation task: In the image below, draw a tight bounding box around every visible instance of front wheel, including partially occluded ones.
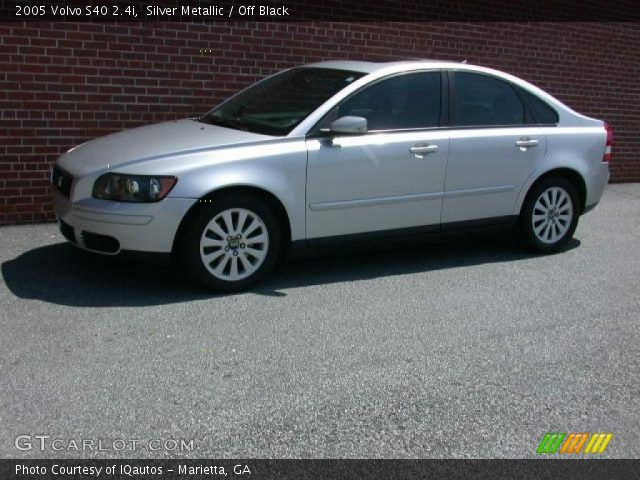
[181,195,281,292]
[520,177,580,253]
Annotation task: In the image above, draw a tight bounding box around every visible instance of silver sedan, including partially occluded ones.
[52,60,611,291]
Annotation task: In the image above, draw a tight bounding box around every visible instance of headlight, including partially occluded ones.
[93,173,177,203]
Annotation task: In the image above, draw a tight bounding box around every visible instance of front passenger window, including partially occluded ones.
[329,72,441,131]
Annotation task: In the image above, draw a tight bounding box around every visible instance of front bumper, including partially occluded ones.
[53,191,196,254]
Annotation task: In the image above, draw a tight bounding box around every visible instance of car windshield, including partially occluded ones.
[198,67,365,136]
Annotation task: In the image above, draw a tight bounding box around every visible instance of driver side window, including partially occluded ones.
[322,71,442,131]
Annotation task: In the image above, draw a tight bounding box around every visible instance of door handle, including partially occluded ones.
[410,144,438,157]
[515,138,539,149]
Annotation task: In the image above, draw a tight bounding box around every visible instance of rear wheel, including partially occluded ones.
[520,177,580,253]
[181,195,281,291]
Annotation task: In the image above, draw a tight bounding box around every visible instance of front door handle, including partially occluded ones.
[410,144,438,158]
[515,138,539,149]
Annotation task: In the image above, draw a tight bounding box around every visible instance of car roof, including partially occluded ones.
[303,59,464,74]
[300,60,563,111]
[288,60,600,135]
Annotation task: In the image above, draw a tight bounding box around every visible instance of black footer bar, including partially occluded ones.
[1,459,639,480]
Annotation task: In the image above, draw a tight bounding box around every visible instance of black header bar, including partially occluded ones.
[1,0,640,21]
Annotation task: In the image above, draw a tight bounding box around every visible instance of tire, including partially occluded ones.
[180,194,281,292]
[519,177,580,253]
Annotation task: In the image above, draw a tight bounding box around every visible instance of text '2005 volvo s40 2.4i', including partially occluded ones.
[52,60,612,291]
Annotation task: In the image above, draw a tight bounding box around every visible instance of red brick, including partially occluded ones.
[0,21,638,226]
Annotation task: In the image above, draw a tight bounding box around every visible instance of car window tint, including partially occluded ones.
[239,69,357,121]
[336,72,441,130]
[519,89,559,125]
[452,72,525,126]
[202,68,365,136]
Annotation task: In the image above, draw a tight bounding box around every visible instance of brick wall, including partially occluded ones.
[1,21,639,224]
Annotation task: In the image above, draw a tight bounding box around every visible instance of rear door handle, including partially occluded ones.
[515,138,539,149]
[410,144,438,157]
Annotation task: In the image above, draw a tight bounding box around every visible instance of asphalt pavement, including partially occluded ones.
[1,184,638,458]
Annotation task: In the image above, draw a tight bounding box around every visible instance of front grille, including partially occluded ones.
[81,231,120,254]
[59,219,76,243]
[51,165,73,197]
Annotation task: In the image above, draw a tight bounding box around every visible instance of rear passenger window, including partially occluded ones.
[452,72,525,126]
[519,89,559,125]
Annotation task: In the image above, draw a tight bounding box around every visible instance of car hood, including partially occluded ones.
[58,119,271,176]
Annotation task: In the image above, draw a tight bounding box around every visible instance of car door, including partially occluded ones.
[305,71,449,239]
[441,71,547,224]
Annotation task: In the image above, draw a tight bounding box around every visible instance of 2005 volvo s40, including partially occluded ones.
[52,60,612,291]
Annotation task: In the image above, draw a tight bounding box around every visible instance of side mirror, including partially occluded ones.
[321,116,367,136]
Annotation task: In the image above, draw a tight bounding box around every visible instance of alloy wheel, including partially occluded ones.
[531,186,573,244]
[199,208,269,281]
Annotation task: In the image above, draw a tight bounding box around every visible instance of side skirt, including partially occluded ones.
[289,215,518,258]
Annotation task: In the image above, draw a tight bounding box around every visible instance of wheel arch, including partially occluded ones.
[516,167,587,215]
[171,184,293,255]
